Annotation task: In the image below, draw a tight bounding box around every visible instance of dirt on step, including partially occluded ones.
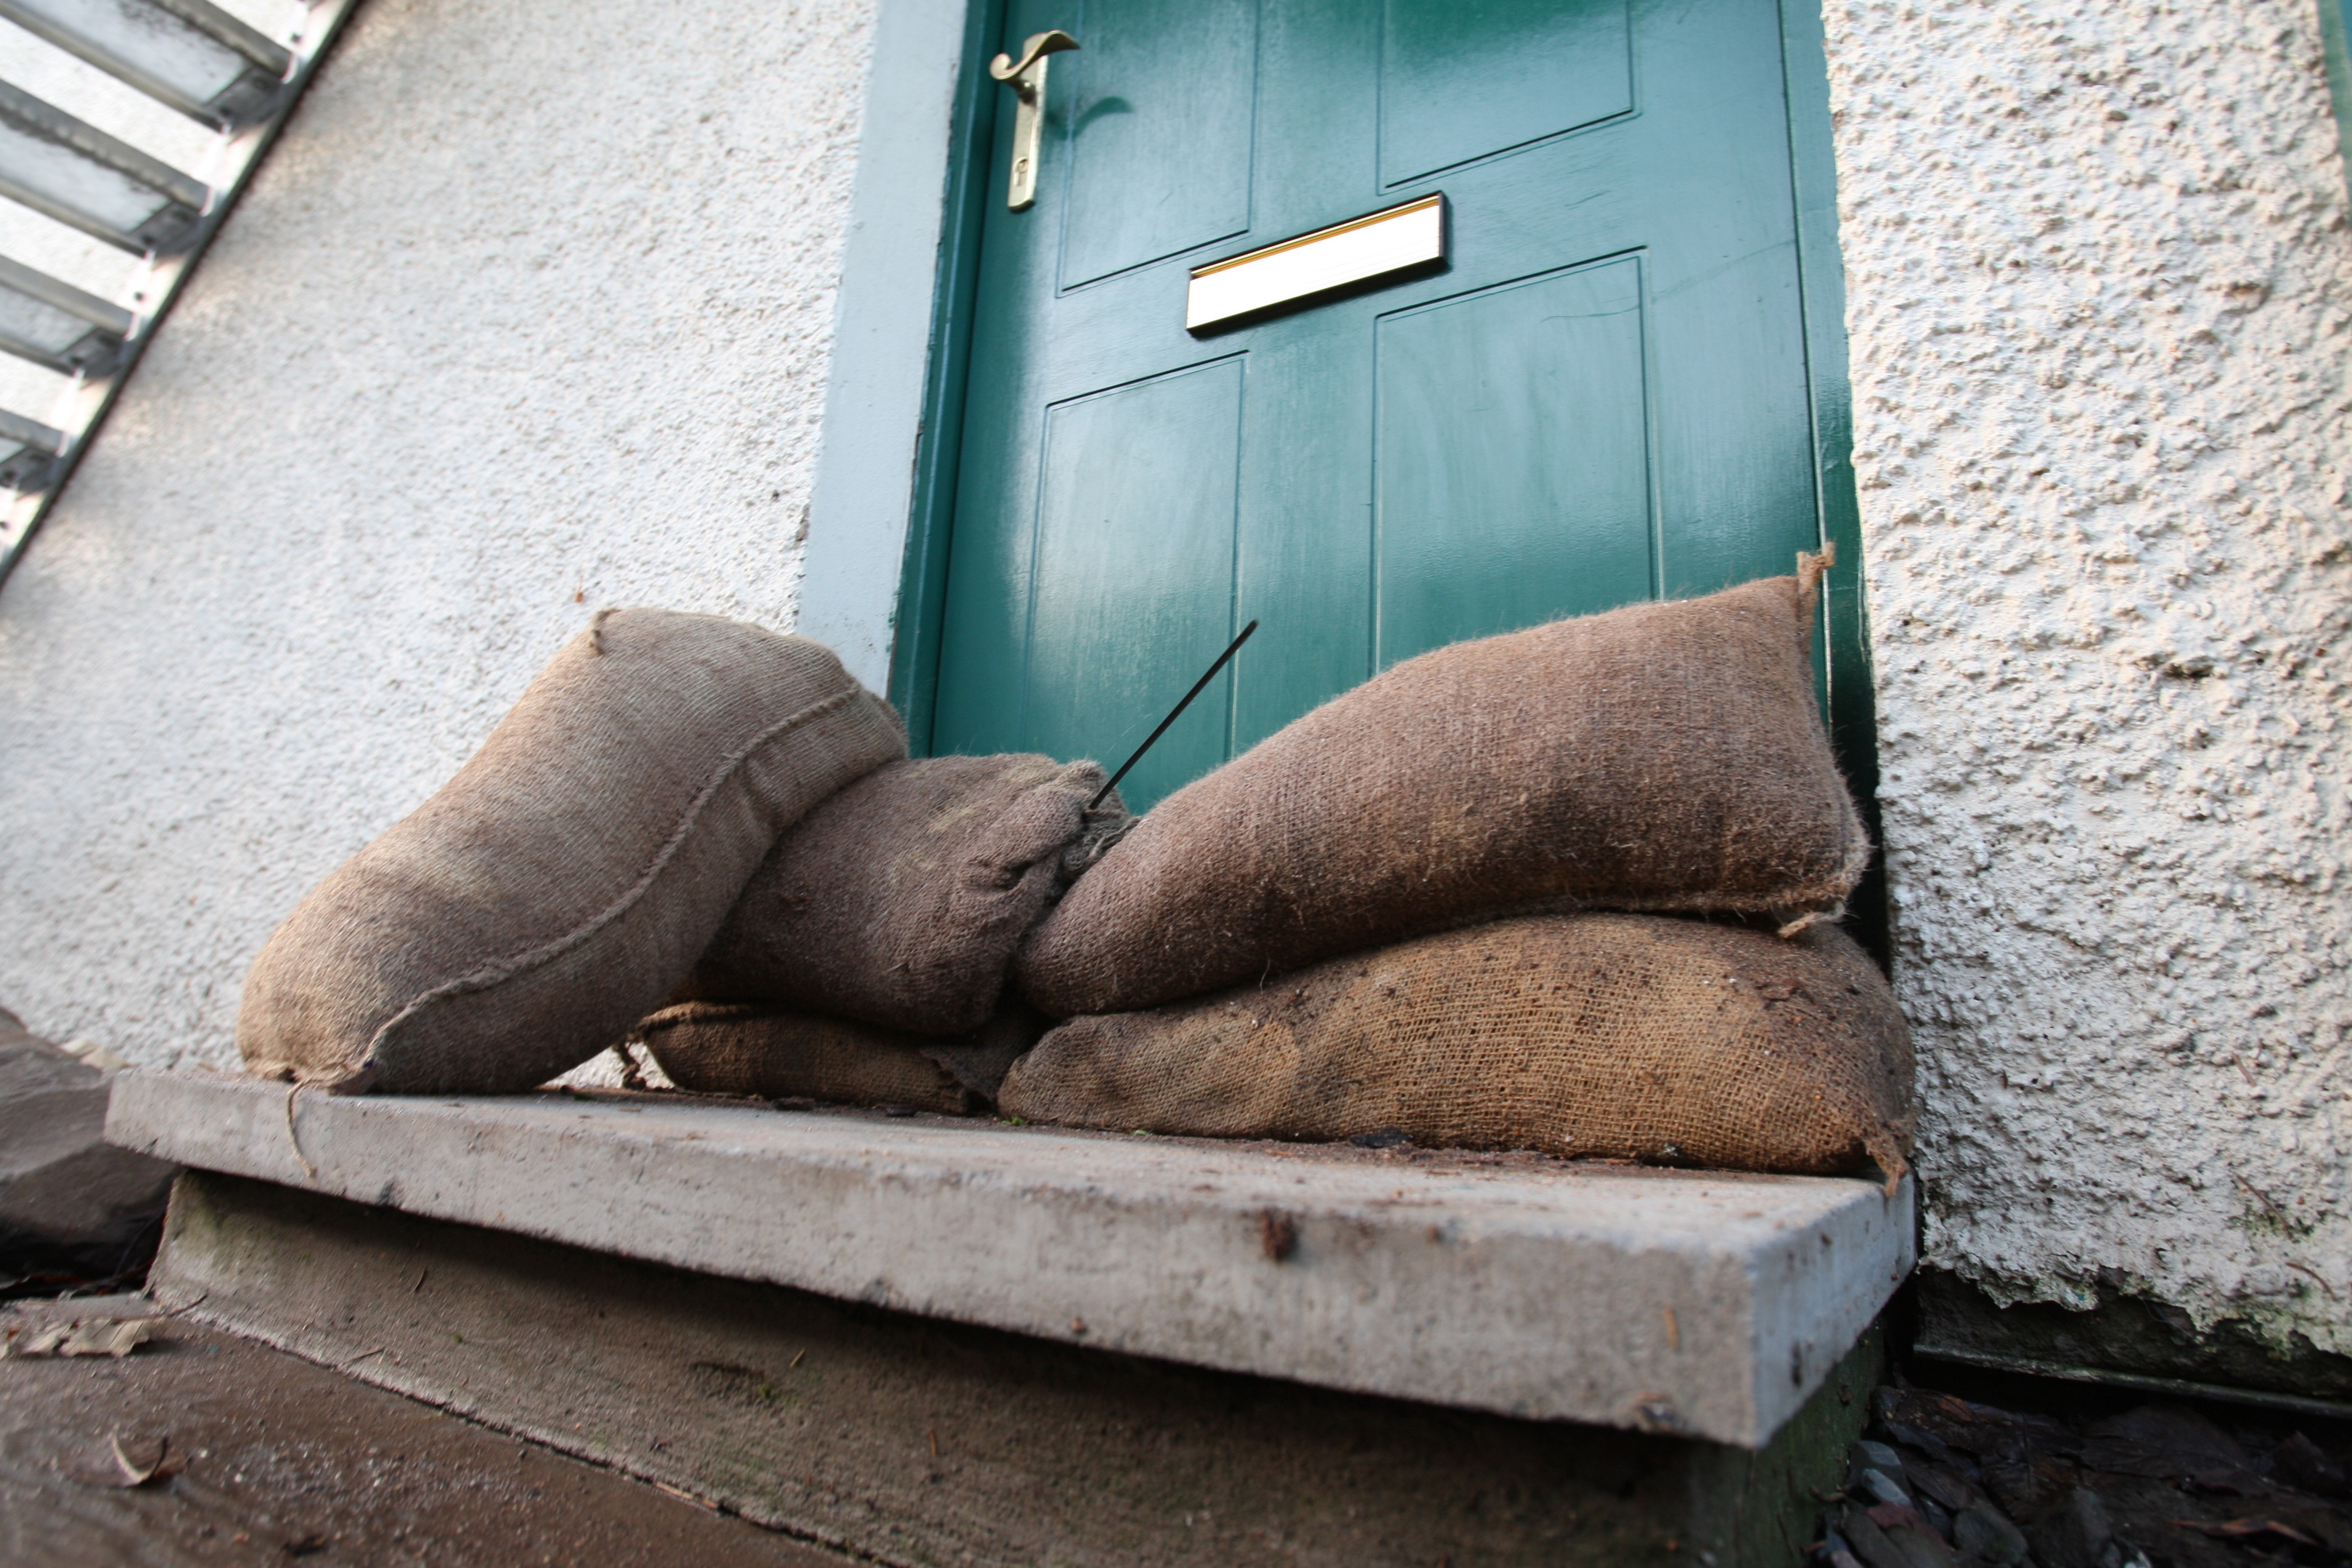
[1,1294,845,1567]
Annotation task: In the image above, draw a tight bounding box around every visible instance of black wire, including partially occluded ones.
[1090,620,1259,810]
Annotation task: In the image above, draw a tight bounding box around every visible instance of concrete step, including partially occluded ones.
[107,1072,1916,1566]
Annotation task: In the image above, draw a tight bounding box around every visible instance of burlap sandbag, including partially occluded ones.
[689,755,1129,1034]
[635,1002,1049,1113]
[1016,560,1869,1016]
[1001,913,1914,1183]
[238,610,907,1094]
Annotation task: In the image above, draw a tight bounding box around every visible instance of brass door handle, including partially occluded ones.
[990,29,1079,211]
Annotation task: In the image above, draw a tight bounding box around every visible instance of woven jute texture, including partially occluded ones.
[237,611,907,1095]
[1016,560,1869,1016]
[635,1002,1050,1113]
[1000,913,1914,1183]
[690,755,1128,1034]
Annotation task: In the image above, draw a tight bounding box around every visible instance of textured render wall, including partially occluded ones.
[1824,1,2352,1352]
[0,0,875,1067]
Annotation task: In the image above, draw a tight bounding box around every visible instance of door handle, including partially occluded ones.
[990,29,1079,211]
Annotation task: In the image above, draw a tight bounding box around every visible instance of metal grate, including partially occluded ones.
[0,0,356,592]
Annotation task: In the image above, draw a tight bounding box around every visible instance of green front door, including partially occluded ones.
[928,0,1830,809]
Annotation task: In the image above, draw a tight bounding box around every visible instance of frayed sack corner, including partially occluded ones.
[1776,902,1846,939]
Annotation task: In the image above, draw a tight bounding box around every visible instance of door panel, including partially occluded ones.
[934,0,1823,809]
[1061,0,1262,287]
[1374,256,1652,667]
[1378,0,1633,186]
[1024,359,1244,806]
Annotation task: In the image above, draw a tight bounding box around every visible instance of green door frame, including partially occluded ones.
[883,0,1882,947]
[2322,0,2352,197]
[886,0,1013,754]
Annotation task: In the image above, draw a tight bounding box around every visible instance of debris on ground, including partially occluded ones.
[60,1432,184,1488]
[1818,1368,2352,1568]
[1,1293,837,1566]
[0,1007,179,1298]
[1,1312,160,1357]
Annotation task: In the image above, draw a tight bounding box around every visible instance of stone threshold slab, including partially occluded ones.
[107,1071,1914,1447]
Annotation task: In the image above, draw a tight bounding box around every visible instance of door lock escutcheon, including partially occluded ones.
[990,29,1079,211]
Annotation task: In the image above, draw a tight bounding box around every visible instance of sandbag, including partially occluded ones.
[1000,913,1914,1183]
[635,1002,1049,1113]
[689,755,1128,1034]
[1016,560,1869,1016]
[238,610,907,1094]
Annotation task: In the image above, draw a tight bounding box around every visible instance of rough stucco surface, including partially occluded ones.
[1824,1,2352,1353]
[0,0,875,1069]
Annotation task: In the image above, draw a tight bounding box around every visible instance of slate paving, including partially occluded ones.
[1,1294,846,1567]
[1822,1366,2352,1568]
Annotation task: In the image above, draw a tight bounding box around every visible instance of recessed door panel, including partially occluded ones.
[1060,0,1260,288]
[1379,0,1632,187]
[1375,256,1652,669]
[1023,358,1244,804]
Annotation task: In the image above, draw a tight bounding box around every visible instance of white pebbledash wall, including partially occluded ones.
[0,0,876,1066]
[1823,0,2352,1354]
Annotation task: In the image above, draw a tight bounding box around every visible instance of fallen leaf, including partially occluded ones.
[110,1433,169,1485]
[1879,1389,2071,1458]
[3,1317,162,1359]
[2170,1517,2321,1547]
[282,1531,330,1556]
[62,1432,182,1487]
[6,1323,63,1357]
[71,1319,161,1357]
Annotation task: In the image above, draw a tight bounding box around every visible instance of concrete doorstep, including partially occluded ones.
[108,1071,1914,1567]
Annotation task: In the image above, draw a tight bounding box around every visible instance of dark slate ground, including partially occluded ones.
[1824,1362,2352,1568]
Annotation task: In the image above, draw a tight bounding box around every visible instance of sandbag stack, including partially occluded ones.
[236,608,1124,1109]
[238,609,908,1095]
[997,555,1916,1183]
[237,563,1912,1181]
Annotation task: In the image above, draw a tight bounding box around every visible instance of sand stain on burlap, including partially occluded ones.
[1016,563,1869,1017]
[238,611,906,1095]
[1002,913,1914,1183]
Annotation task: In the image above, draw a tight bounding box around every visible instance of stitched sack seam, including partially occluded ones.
[354,687,869,1077]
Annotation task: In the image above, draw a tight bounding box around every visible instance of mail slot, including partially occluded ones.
[1185,193,1448,332]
